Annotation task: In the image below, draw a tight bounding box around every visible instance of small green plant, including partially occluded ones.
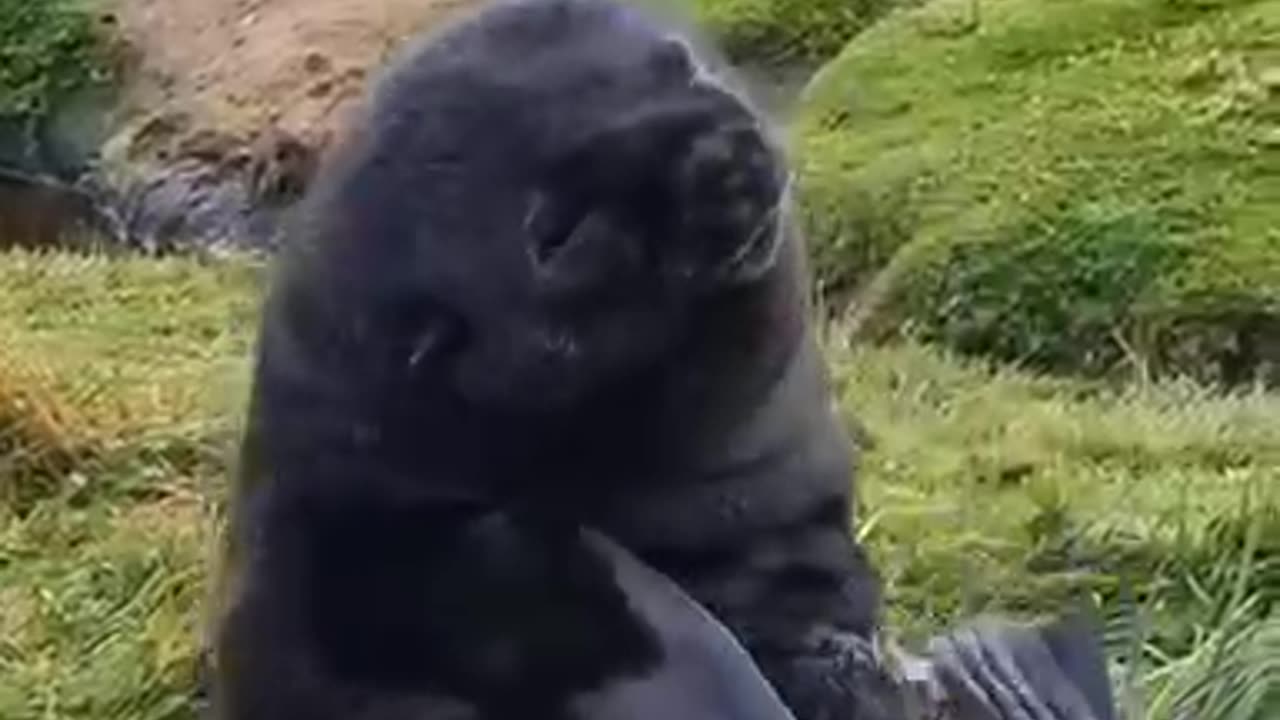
[893,205,1188,375]
[0,0,114,119]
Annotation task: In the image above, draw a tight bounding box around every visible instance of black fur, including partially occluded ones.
[208,1,900,718]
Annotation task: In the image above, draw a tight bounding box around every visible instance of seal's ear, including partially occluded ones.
[572,528,798,720]
[648,37,696,84]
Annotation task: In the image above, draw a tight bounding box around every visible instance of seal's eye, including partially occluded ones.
[521,188,655,300]
[524,191,588,268]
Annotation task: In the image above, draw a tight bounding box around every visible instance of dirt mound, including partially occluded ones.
[81,0,482,253]
[106,0,481,165]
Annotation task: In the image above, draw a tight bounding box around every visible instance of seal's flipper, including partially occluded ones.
[572,528,798,720]
[925,615,1118,720]
[1038,614,1117,720]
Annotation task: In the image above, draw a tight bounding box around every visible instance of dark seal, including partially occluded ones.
[206,1,898,718]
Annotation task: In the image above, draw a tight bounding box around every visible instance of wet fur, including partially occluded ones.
[208,1,899,718]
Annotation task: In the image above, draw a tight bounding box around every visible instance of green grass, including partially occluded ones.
[0,250,261,720]
[0,251,261,510]
[829,341,1278,622]
[794,0,1280,382]
[1,248,1276,719]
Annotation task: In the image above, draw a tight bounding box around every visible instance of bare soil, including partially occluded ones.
[104,0,483,164]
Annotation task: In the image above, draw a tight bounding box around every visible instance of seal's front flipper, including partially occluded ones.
[1038,614,1116,720]
[925,614,1118,720]
[572,528,798,720]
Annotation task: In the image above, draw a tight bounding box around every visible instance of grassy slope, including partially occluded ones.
[0,249,1276,718]
[795,0,1280,379]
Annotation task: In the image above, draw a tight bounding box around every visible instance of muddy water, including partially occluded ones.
[0,168,124,253]
[0,87,127,253]
[0,150,288,256]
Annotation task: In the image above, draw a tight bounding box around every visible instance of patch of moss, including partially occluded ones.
[0,0,116,120]
[794,0,1280,383]
[884,203,1191,375]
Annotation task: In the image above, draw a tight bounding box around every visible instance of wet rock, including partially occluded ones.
[112,156,287,255]
[91,119,319,257]
[247,125,317,204]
